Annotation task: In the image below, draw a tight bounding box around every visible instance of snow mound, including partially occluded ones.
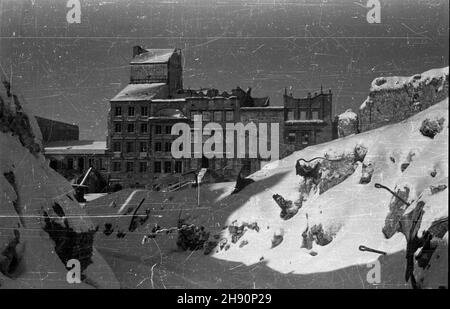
[369,67,448,93]
[0,82,118,288]
[338,109,358,122]
[212,98,448,288]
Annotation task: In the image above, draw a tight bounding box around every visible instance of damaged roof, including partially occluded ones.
[130,49,176,64]
[111,83,167,101]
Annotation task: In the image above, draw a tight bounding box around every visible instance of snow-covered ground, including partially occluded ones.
[209,99,448,288]
[87,99,447,289]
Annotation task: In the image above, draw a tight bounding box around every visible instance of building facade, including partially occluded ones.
[283,88,338,152]
[106,46,338,188]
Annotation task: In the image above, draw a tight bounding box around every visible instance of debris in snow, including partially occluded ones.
[359,162,374,184]
[381,185,411,238]
[420,118,445,139]
[176,220,210,251]
[358,245,387,255]
[302,223,334,248]
[271,229,284,248]
[430,184,447,195]
[239,240,249,248]
[228,221,260,244]
[272,193,301,220]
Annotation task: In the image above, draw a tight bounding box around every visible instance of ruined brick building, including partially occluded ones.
[106,46,338,188]
[40,46,337,189]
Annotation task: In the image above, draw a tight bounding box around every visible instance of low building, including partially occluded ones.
[283,88,338,152]
[35,116,79,143]
[44,140,108,177]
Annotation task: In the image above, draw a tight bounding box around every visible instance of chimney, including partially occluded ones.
[133,45,146,57]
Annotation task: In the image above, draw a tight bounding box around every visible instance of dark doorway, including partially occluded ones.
[67,158,74,170]
[49,160,58,171]
[78,157,85,173]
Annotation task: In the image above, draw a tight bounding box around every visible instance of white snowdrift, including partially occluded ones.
[212,99,448,284]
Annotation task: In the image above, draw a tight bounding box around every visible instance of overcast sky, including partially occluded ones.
[1,0,448,139]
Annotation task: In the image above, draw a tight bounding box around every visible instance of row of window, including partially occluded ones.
[112,160,183,174]
[287,131,312,145]
[286,110,320,121]
[114,106,236,122]
[191,110,234,122]
[114,123,172,134]
[112,141,172,153]
[114,106,148,117]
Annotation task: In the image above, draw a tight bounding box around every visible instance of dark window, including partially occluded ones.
[164,161,172,173]
[113,142,121,152]
[288,133,296,143]
[141,106,148,116]
[225,111,234,121]
[127,123,135,133]
[115,123,122,133]
[139,162,147,173]
[128,106,135,116]
[67,158,74,170]
[126,161,134,172]
[97,159,103,170]
[126,142,134,153]
[155,125,162,134]
[113,162,121,172]
[140,123,148,133]
[175,161,182,173]
[202,111,211,121]
[154,142,162,152]
[165,125,172,134]
[154,161,161,173]
[88,158,94,167]
[164,141,171,152]
[115,106,122,116]
[139,142,147,152]
[302,132,310,144]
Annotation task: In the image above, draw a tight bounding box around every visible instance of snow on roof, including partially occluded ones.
[240,106,284,110]
[369,66,448,92]
[149,108,187,120]
[284,119,325,124]
[130,49,176,64]
[44,140,107,155]
[111,83,167,101]
[151,98,186,103]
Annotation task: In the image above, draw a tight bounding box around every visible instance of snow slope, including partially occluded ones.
[86,99,447,289]
[0,83,118,288]
[212,99,448,287]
